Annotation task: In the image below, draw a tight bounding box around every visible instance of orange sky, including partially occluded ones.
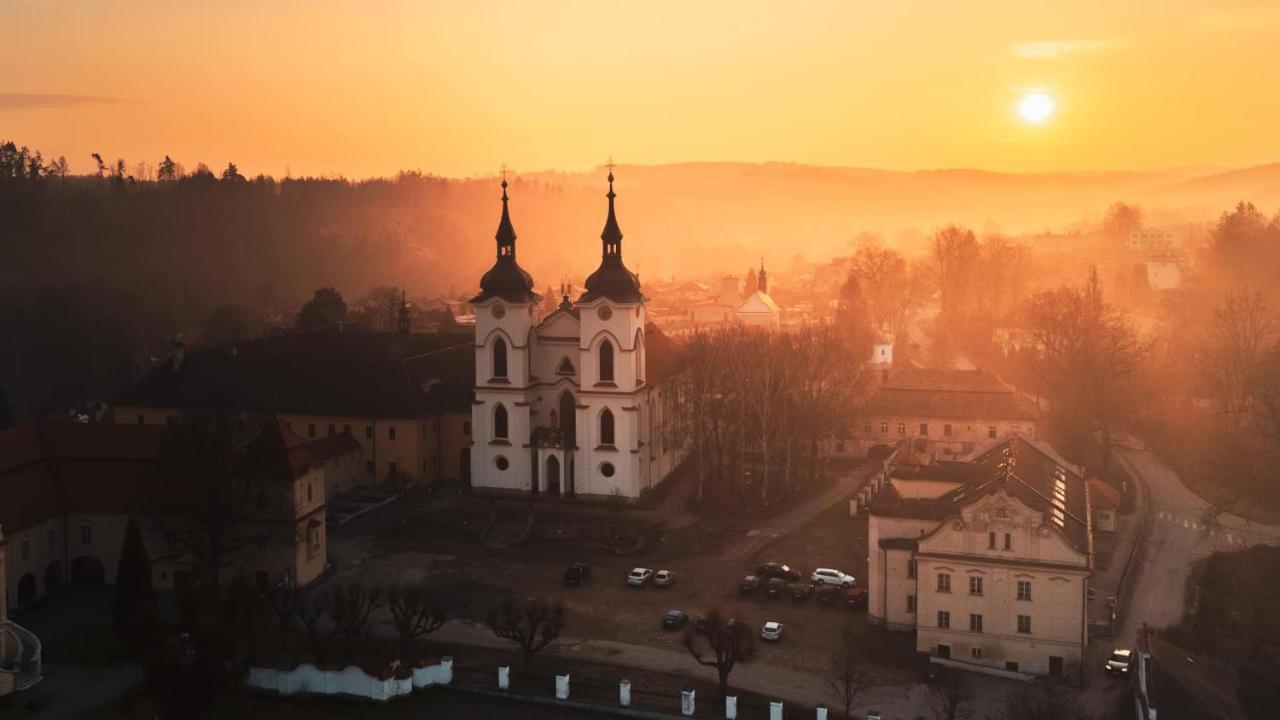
[4,0,1279,178]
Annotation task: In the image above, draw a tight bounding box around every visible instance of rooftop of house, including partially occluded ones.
[870,436,1091,554]
[862,368,1040,422]
[0,418,347,536]
[116,330,475,419]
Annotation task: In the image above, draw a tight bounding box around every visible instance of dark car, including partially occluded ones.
[694,615,708,634]
[790,583,814,601]
[816,584,840,604]
[844,586,867,608]
[563,562,591,586]
[756,562,802,582]
[663,609,689,631]
[765,578,788,598]
[739,575,762,594]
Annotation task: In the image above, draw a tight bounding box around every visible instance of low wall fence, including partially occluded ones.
[245,657,453,701]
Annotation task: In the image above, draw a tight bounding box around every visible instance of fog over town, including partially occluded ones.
[3,3,1280,720]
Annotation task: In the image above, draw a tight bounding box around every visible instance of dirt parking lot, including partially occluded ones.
[330,492,915,680]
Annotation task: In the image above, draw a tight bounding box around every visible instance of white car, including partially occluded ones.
[627,568,654,586]
[811,568,855,587]
[1105,648,1133,675]
[654,569,676,587]
[760,621,784,642]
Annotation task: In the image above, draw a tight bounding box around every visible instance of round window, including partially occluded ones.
[598,306,613,321]
[495,456,509,471]
[491,304,506,319]
[600,462,616,478]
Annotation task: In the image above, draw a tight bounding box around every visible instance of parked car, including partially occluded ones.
[756,562,802,582]
[866,712,882,720]
[760,621,784,642]
[1105,648,1133,675]
[811,567,856,587]
[739,575,761,594]
[654,570,676,588]
[563,562,591,586]
[627,568,654,586]
[816,584,840,604]
[790,583,814,601]
[663,609,688,631]
[765,578,788,597]
[844,586,867,608]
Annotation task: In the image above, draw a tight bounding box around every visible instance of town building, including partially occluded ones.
[0,418,336,615]
[469,172,685,501]
[851,368,1040,459]
[867,437,1093,680]
[735,263,782,330]
[114,328,473,492]
[1,526,42,696]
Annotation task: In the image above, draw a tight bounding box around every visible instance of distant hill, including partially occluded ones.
[515,161,1280,279]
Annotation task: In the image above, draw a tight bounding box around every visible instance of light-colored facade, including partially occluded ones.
[0,527,43,696]
[469,174,684,501]
[867,438,1092,681]
[851,368,1039,459]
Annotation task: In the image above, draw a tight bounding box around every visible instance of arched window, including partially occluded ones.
[494,404,509,440]
[600,408,615,446]
[492,337,508,379]
[634,329,645,382]
[599,339,614,382]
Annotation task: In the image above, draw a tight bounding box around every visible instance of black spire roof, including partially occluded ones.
[579,169,643,304]
[472,178,539,304]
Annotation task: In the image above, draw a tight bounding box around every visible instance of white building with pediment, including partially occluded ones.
[867,437,1093,681]
[468,173,685,501]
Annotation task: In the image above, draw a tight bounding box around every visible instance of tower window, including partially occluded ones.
[494,404,509,440]
[599,339,614,383]
[492,336,508,379]
[600,408,615,446]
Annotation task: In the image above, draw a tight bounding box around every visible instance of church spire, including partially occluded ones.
[495,167,516,259]
[471,168,538,304]
[758,259,768,294]
[600,158,622,257]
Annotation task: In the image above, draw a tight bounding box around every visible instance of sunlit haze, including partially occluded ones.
[6,0,1280,177]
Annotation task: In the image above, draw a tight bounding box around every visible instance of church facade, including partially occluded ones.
[469,172,684,501]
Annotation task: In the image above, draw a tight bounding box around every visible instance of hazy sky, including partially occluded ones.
[4,0,1279,178]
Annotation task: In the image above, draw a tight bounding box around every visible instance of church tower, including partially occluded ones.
[574,168,647,498]
[470,177,540,493]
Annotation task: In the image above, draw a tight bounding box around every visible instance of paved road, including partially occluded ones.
[1081,442,1280,718]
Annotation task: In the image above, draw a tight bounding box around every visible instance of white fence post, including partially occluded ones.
[556,674,570,700]
[440,657,454,685]
[682,690,696,716]
[725,695,738,719]
[770,700,784,720]
[497,666,509,690]
[816,704,829,720]
[620,679,631,706]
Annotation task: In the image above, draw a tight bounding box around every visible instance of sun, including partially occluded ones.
[1017,92,1054,124]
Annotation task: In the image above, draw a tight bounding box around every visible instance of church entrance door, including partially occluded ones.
[546,455,561,497]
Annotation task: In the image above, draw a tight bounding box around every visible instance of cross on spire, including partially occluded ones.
[499,163,510,196]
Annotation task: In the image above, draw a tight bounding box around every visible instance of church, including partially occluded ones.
[469,171,685,501]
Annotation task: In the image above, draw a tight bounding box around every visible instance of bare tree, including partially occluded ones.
[1000,678,1091,720]
[296,589,331,665]
[682,608,754,702]
[385,583,446,660]
[1101,201,1144,248]
[927,671,973,720]
[1207,291,1276,418]
[825,624,872,719]
[265,580,300,651]
[487,596,565,673]
[327,582,384,662]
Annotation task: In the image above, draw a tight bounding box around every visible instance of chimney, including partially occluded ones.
[170,335,186,371]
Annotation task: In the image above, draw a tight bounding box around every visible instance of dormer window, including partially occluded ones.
[493,337,508,379]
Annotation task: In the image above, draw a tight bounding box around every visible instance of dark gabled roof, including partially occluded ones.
[862,368,1040,422]
[306,431,361,463]
[115,330,474,419]
[879,537,920,551]
[645,323,683,384]
[872,437,1091,555]
[889,461,979,482]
